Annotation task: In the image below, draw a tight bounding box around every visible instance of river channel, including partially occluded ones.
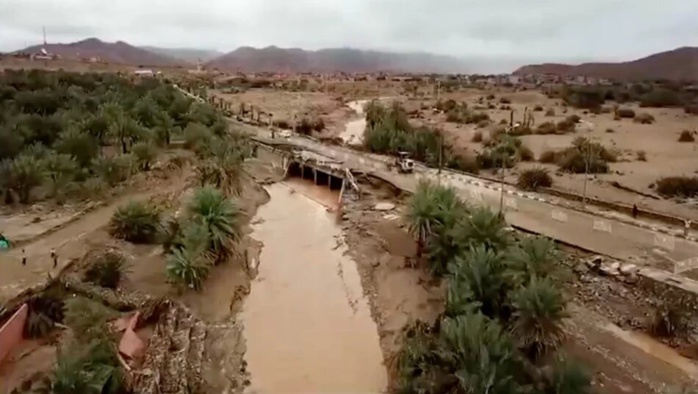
[240,179,387,393]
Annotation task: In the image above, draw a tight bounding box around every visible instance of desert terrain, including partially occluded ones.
[1,48,698,394]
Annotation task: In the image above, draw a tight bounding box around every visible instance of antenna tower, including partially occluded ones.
[43,26,47,45]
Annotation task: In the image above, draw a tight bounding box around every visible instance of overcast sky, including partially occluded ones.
[1,0,696,67]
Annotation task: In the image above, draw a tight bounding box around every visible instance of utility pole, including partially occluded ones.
[498,123,520,214]
[43,26,47,45]
[438,132,444,181]
[581,136,598,209]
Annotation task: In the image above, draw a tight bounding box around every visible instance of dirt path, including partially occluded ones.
[0,173,189,304]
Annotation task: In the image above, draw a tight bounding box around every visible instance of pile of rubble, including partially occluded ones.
[584,255,639,280]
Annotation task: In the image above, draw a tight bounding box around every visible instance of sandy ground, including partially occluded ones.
[216,82,698,220]
[397,88,698,220]
[210,89,354,138]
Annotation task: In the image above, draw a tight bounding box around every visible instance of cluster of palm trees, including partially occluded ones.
[163,131,250,290]
[397,180,589,394]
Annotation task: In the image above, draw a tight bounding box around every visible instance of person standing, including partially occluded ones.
[685,219,692,237]
[21,249,26,266]
[632,204,638,219]
[50,248,58,268]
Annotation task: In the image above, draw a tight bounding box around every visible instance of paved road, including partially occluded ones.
[245,125,698,271]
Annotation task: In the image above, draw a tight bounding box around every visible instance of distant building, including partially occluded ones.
[134,69,154,77]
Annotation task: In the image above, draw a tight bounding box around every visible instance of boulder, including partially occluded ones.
[374,202,396,211]
[619,263,639,276]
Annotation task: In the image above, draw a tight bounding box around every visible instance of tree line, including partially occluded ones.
[0,69,228,204]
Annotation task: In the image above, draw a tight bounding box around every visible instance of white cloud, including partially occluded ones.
[1,0,696,64]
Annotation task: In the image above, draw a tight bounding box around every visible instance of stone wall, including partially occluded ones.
[637,268,698,314]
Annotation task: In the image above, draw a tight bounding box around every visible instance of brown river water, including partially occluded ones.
[241,180,387,393]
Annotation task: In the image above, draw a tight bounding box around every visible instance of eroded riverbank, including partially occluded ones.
[241,181,387,393]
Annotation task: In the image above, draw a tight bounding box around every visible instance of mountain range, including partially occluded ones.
[205,46,469,73]
[17,38,183,67]
[513,47,698,81]
[10,38,698,80]
[139,46,223,63]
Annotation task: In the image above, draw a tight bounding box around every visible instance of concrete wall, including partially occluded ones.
[255,143,289,170]
[637,269,698,315]
[0,303,27,364]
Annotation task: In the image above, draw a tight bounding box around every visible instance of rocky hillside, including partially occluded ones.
[513,47,698,81]
[206,46,469,73]
[16,38,186,67]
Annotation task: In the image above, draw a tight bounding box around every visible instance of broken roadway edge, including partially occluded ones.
[248,131,698,299]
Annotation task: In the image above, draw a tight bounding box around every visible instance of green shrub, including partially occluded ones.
[446,153,480,174]
[517,168,553,191]
[166,223,213,290]
[273,118,291,129]
[634,112,655,124]
[636,150,647,161]
[539,149,558,164]
[685,104,698,115]
[655,176,698,198]
[556,148,608,174]
[92,154,133,186]
[131,141,158,171]
[296,116,325,134]
[616,108,635,118]
[109,201,161,243]
[517,145,535,161]
[545,108,555,116]
[678,130,695,142]
[63,297,117,342]
[499,97,512,104]
[556,118,577,133]
[555,138,615,174]
[536,121,557,135]
[605,128,615,133]
[183,122,213,152]
[83,251,129,289]
[533,105,543,111]
[471,131,483,142]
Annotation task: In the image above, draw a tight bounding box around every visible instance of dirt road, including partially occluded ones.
[0,179,186,304]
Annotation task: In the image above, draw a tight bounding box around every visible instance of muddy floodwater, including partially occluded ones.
[241,181,387,393]
[340,100,368,146]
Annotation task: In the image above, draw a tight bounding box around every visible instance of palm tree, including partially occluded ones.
[186,186,242,263]
[509,277,568,360]
[192,138,246,196]
[1,154,46,204]
[458,206,511,251]
[437,313,521,394]
[43,338,125,394]
[447,246,511,319]
[546,356,592,394]
[166,223,213,290]
[406,180,463,259]
[506,236,562,286]
[109,201,161,244]
[406,180,439,257]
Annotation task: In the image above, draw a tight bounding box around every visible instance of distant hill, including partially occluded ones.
[513,47,698,81]
[206,46,469,73]
[140,46,223,63]
[15,38,186,67]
